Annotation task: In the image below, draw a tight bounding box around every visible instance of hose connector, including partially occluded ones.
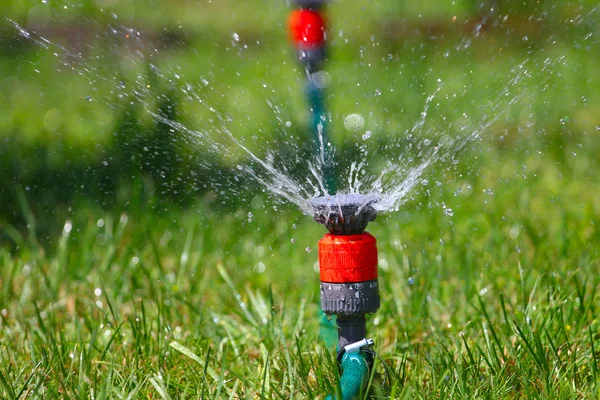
[344,338,374,354]
[318,233,380,316]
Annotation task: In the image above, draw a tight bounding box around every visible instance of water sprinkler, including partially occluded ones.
[289,2,381,397]
[311,194,381,350]
[288,0,337,194]
[311,194,381,400]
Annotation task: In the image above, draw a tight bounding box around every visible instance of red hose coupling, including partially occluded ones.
[319,233,378,283]
[288,9,326,49]
[319,233,380,315]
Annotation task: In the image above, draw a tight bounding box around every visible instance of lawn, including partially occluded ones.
[1,0,600,398]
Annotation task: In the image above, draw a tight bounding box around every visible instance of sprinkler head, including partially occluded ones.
[310,193,379,235]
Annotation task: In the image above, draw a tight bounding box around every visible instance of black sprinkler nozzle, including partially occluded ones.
[310,193,379,235]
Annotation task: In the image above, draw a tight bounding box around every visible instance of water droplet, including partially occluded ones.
[362,131,372,140]
[408,277,415,285]
[291,238,295,244]
[304,247,312,253]
[180,252,189,263]
[94,288,102,297]
[285,121,292,128]
[312,71,331,88]
[344,114,365,132]
[444,208,454,216]
[378,259,389,270]
[232,32,240,41]
[254,262,266,273]
[62,220,72,237]
[510,225,521,240]
[96,234,106,245]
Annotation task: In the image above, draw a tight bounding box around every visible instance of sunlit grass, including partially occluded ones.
[1,141,599,398]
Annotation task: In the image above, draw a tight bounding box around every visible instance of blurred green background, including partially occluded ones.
[1,0,599,242]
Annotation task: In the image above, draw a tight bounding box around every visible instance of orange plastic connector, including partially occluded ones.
[288,9,326,48]
[318,233,378,283]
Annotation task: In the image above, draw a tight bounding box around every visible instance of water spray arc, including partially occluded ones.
[289,3,381,398]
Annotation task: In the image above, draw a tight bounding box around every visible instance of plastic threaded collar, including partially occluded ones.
[318,233,378,283]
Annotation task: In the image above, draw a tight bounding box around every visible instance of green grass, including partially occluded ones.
[1,137,600,398]
[1,0,600,398]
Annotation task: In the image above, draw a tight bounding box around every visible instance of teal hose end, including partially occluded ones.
[339,353,369,399]
[326,352,370,400]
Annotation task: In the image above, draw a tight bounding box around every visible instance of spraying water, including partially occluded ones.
[3,3,598,222]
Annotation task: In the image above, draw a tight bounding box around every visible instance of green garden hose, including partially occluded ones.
[326,352,370,400]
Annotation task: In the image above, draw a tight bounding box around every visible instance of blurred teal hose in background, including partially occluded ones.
[307,77,337,195]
